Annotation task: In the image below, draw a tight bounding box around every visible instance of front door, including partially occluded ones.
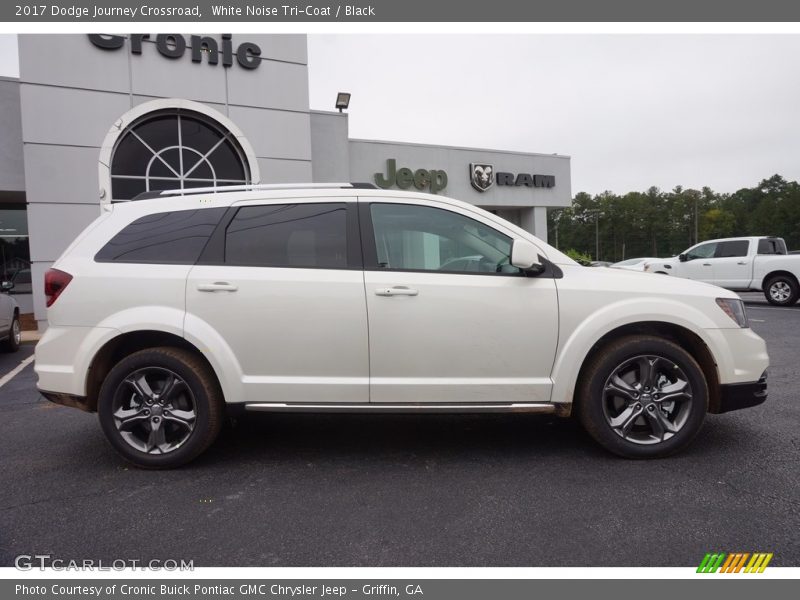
[680,241,718,284]
[361,199,559,404]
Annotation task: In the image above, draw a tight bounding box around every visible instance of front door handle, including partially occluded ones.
[197,282,238,292]
[702,263,712,266]
[737,261,748,265]
[375,286,419,297]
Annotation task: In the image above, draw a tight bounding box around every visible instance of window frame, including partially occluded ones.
[358,201,527,277]
[197,199,363,270]
[109,110,251,202]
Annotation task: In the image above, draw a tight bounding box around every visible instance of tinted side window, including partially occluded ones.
[715,240,749,258]
[686,242,717,260]
[225,203,348,269]
[758,239,787,255]
[369,203,521,275]
[95,208,226,264]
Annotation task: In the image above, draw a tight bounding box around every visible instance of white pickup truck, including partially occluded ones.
[644,236,800,306]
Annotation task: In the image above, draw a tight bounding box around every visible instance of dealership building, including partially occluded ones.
[0,34,572,330]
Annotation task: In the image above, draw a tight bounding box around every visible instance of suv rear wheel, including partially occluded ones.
[98,347,223,469]
[576,335,708,458]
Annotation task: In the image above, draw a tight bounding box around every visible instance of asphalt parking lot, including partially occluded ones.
[0,293,797,567]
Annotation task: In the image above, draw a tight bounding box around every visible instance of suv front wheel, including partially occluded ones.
[576,335,708,458]
[98,347,224,469]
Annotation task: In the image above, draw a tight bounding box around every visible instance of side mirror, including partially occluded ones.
[511,239,545,274]
[0,281,13,292]
[678,253,688,262]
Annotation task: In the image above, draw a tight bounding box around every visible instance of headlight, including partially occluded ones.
[716,298,749,328]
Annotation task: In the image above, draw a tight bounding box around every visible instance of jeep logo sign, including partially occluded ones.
[88,34,262,70]
[375,159,448,195]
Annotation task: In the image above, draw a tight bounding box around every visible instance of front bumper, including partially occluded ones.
[716,372,768,414]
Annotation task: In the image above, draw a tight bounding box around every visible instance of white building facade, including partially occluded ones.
[0,34,571,329]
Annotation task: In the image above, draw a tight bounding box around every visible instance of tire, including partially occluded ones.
[576,335,708,459]
[764,275,799,306]
[98,347,224,469]
[1,314,20,353]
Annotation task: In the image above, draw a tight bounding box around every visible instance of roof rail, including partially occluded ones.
[129,182,378,201]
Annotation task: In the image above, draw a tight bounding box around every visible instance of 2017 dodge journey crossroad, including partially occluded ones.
[35,183,769,468]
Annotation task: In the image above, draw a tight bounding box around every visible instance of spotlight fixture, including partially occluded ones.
[335,92,351,112]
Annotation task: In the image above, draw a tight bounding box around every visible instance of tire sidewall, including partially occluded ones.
[98,349,215,468]
[4,316,20,352]
[579,336,708,459]
[765,276,798,306]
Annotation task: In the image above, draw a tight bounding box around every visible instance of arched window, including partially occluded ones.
[109,110,251,200]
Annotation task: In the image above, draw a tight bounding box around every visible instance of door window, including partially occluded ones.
[225,203,348,269]
[715,240,749,258]
[368,203,521,275]
[686,242,717,260]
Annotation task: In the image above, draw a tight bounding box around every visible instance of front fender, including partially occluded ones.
[550,297,723,406]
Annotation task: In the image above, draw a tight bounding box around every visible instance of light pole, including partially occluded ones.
[587,210,600,260]
[553,209,562,249]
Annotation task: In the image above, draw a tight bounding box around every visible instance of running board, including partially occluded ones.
[243,402,558,414]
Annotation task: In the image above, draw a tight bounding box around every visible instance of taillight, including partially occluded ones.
[44,268,73,307]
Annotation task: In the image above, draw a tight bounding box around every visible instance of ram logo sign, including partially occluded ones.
[470,163,494,192]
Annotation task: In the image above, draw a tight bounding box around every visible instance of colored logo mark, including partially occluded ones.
[697,552,773,573]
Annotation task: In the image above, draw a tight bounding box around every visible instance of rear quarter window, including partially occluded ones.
[95,208,226,264]
[757,239,787,255]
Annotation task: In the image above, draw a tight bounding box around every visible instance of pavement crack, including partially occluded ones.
[0,487,117,512]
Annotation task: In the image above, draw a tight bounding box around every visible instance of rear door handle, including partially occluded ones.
[197,282,238,292]
[375,286,419,297]
[702,263,712,266]
[737,261,748,265]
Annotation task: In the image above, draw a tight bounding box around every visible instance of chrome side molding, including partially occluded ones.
[243,402,558,414]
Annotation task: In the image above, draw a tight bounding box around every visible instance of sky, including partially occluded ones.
[2,34,800,195]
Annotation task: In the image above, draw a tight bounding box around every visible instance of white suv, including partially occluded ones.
[35,184,769,468]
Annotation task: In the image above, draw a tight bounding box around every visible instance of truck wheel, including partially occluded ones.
[764,275,799,306]
[576,335,708,459]
[98,347,224,469]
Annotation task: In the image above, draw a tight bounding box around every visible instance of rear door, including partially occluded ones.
[360,198,559,404]
[185,198,369,405]
[712,240,752,289]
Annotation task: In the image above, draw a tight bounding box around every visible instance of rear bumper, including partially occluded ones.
[716,372,768,414]
[34,325,119,397]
